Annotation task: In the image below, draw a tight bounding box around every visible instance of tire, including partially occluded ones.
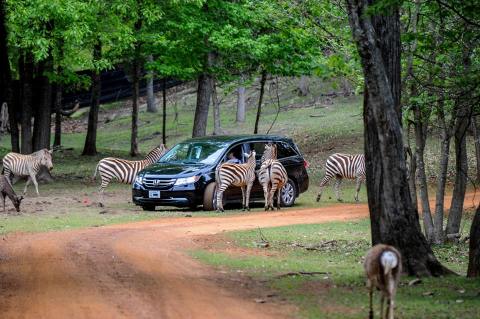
[142,205,156,211]
[280,179,297,207]
[203,182,217,211]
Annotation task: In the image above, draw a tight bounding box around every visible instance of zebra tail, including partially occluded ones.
[93,163,100,182]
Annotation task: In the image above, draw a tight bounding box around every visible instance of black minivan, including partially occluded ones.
[132,135,309,211]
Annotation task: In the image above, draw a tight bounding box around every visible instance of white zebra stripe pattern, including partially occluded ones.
[259,159,288,210]
[2,148,54,196]
[215,151,256,212]
[316,153,365,202]
[94,145,166,192]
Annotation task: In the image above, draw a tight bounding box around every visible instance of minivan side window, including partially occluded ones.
[277,142,297,158]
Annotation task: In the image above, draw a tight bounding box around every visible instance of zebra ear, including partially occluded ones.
[48,149,53,154]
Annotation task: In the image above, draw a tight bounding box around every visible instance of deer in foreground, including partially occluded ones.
[364,244,402,319]
[0,175,24,212]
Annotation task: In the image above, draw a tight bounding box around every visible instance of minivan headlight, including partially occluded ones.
[174,175,200,186]
[135,175,143,184]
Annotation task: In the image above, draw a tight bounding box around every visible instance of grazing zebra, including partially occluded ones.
[258,159,288,210]
[215,151,256,212]
[94,144,166,193]
[2,149,54,196]
[316,153,365,202]
[0,175,23,212]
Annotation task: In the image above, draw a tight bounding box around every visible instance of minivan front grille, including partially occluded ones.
[143,177,175,189]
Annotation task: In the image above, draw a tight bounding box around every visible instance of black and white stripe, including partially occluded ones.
[260,143,277,163]
[215,151,256,212]
[258,159,288,210]
[2,149,54,196]
[94,145,166,192]
[316,153,365,202]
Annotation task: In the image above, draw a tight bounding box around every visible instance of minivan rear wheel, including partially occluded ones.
[280,179,297,207]
[203,183,217,211]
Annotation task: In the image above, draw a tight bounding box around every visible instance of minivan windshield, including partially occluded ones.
[158,141,228,165]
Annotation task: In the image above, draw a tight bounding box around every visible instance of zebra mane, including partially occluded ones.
[144,145,167,164]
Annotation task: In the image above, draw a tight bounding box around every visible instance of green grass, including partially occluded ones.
[192,219,480,319]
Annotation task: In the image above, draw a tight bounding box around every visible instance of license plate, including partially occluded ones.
[149,190,160,198]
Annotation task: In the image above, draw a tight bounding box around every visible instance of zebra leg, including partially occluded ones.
[316,176,332,202]
[276,184,284,210]
[355,177,362,202]
[262,183,269,211]
[2,193,5,212]
[245,182,253,211]
[241,186,246,210]
[31,174,40,196]
[334,177,343,202]
[23,177,32,195]
[269,184,278,210]
[216,187,225,212]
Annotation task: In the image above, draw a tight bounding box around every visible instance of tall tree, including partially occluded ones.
[468,204,480,277]
[345,0,449,275]
[146,55,157,113]
[82,42,102,156]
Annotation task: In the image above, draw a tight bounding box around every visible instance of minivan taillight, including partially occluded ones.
[304,160,310,169]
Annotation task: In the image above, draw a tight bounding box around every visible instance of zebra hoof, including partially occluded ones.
[316,196,321,202]
[264,207,268,211]
[337,199,343,202]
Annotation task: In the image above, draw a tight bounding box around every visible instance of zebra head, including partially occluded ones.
[261,143,277,162]
[37,149,54,171]
[12,195,24,212]
[244,151,256,164]
[145,145,167,164]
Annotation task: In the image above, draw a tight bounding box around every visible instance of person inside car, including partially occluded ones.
[226,152,241,164]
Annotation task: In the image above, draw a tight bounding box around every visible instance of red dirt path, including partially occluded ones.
[0,193,477,319]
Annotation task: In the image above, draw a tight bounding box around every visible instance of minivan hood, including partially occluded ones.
[141,162,207,177]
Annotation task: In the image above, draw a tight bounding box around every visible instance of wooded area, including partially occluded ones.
[0,0,479,278]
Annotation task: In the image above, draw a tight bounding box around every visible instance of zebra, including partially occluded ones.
[260,142,277,162]
[316,153,365,202]
[0,175,23,212]
[215,151,256,212]
[258,159,288,210]
[2,149,54,196]
[94,144,167,193]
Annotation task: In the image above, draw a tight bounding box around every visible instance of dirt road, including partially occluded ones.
[0,194,478,319]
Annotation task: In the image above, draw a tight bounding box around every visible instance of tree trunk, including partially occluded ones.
[345,0,450,276]
[33,59,52,151]
[472,116,480,183]
[212,79,221,135]
[467,204,480,277]
[0,0,9,106]
[297,75,309,96]
[445,105,471,237]
[1,2,18,152]
[162,78,167,145]
[53,82,63,148]
[253,70,267,134]
[236,77,246,123]
[130,47,140,156]
[146,55,157,113]
[413,104,434,242]
[192,52,214,138]
[433,100,453,244]
[20,53,34,154]
[192,73,212,137]
[7,84,20,152]
[82,43,102,156]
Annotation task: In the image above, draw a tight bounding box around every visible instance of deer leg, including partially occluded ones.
[380,295,385,319]
[368,286,373,319]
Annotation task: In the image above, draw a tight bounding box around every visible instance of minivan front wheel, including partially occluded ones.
[280,179,297,207]
[203,182,217,211]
